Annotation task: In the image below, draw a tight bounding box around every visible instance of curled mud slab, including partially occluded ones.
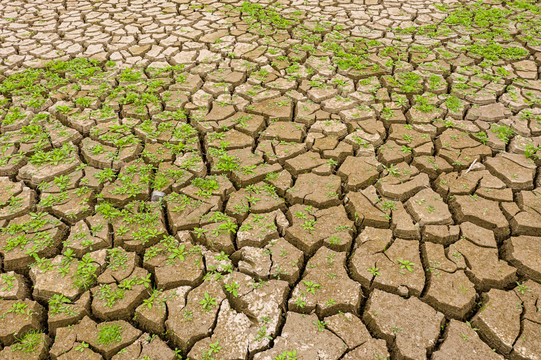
[1,0,541,359]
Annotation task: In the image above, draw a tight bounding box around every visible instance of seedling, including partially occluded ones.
[11,331,43,354]
[97,323,123,346]
[313,320,327,332]
[397,259,415,273]
[303,280,321,294]
[367,267,381,276]
[199,292,217,311]
[225,281,240,297]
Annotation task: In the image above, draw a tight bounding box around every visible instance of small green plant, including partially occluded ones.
[474,131,488,145]
[382,164,400,177]
[397,259,415,273]
[524,143,541,159]
[202,340,222,360]
[516,281,531,295]
[75,97,92,108]
[73,253,98,290]
[142,289,165,310]
[491,124,514,144]
[0,273,16,292]
[225,281,240,297]
[445,95,463,113]
[254,325,271,342]
[3,302,33,320]
[303,280,321,294]
[11,331,43,354]
[119,68,142,82]
[328,235,341,245]
[274,350,298,360]
[199,292,217,311]
[75,342,89,351]
[313,320,327,332]
[301,219,317,232]
[49,294,76,317]
[380,200,397,211]
[400,145,412,154]
[97,323,123,346]
[168,245,187,262]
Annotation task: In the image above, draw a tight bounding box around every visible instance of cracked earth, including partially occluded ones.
[0,0,541,359]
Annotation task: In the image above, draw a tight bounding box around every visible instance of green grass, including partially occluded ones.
[97,323,123,346]
[11,331,43,354]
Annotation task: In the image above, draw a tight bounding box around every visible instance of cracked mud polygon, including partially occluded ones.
[0,0,541,359]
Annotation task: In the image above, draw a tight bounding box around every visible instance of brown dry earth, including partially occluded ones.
[0,0,541,359]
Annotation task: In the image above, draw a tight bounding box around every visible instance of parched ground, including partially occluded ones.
[0,0,541,359]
